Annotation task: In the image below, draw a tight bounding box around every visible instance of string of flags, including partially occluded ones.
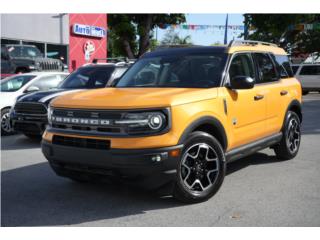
[158,24,245,31]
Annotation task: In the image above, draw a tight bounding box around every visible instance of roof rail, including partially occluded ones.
[92,57,136,64]
[228,40,278,48]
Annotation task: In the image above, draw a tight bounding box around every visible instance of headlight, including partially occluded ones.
[47,105,53,125]
[115,111,168,135]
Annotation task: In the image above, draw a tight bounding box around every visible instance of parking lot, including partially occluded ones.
[1,93,320,227]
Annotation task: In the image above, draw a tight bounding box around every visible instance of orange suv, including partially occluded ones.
[42,41,302,203]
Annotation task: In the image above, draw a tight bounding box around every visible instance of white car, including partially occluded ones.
[294,64,320,95]
[1,72,68,135]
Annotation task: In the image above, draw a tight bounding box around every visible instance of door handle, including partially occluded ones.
[280,90,288,96]
[254,94,264,101]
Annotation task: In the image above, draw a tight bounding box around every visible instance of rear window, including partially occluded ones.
[299,65,320,75]
[272,55,294,78]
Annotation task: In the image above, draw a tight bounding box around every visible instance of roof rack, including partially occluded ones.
[228,40,278,48]
[92,57,136,64]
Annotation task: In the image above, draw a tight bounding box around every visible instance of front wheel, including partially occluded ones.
[274,111,301,160]
[1,108,14,136]
[173,131,226,203]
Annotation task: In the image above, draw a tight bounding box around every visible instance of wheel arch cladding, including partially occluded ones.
[287,99,302,123]
[178,116,228,151]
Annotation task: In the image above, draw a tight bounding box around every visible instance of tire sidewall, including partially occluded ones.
[284,111,301,157]
[1,108,13,136]
[175,131,226,202]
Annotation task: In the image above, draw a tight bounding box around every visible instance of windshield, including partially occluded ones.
[59,66,115,89]
[0,75,36,92]
[7,45,42,58]
[116,53,227,88]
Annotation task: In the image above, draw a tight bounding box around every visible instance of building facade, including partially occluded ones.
[1,14,107,71]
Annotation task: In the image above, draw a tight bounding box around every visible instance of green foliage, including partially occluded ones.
[244,14,320,54]
[160,29,193,45]
[108,14,186,58]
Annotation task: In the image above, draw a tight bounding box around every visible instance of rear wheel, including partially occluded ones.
[274,111,301,160]
[1,108,14,136]
[173,131,226,203]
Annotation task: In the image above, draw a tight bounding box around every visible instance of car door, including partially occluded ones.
[223,52,268,148]
[253,52,285,136]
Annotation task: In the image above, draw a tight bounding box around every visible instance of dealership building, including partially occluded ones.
[1,14,107,71]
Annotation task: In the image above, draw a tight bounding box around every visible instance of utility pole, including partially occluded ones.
[224,14,228,44]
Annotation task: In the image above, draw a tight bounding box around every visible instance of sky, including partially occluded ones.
[155,14,244,45]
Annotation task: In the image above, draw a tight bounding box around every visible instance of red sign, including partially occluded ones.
[69,14,107,71]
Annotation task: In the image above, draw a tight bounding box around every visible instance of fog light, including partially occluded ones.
[151,155,162,162]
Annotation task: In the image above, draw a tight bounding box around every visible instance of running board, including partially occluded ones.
[225,132,282,163]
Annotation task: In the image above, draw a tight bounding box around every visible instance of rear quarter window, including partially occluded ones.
[273,55,294,78]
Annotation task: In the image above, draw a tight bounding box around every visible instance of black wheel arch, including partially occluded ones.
[281,99,302,131]
[178,116,228,151]
[286,99,302,123]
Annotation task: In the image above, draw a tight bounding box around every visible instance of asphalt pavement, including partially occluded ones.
[1,93,320,226]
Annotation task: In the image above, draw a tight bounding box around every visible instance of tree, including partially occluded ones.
[244,14,320,55]
[108,14,186,58]
[160,29,193,45]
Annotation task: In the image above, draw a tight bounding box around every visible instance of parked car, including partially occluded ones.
[11,61,132,139]
[1,72,68,135]
[294,63,320,95]
[42,40,302,203]
[1,45,64,78]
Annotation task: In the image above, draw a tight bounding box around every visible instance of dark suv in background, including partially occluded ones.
[11,60,132,139]
[1,44,64,78]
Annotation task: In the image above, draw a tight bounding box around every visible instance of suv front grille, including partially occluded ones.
[52,135,110,150]
[51,108,125,134]
[15,102,47,115]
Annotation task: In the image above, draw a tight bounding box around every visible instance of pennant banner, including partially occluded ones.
[158,24,245,31]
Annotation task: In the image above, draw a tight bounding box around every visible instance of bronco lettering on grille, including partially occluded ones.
[52,116,110,125]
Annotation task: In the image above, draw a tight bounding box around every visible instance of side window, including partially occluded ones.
[254,53,278,83]
[229,53,255,81]
[272,55,294,78]
[30,75,63,91]
[300,66,320,75]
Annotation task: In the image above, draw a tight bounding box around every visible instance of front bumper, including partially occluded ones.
[42,140,183,190]
[11,114,47,135]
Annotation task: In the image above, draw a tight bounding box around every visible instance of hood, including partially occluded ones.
[0,91,17,109]
[51,87,218,109]
[18,89,84,105]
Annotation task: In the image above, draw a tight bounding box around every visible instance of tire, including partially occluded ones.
[1,108,14,136]
[173,131,226,203]
[274,111,301,160]
[302,90,309,95]
[23,133,42,140]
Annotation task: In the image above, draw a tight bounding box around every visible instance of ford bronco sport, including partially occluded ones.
[42,40,302,203]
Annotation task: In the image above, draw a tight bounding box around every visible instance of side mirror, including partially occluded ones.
[228,76,255,90]
[24,86,40,93]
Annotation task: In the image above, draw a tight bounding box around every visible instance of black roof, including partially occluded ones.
[143,46,227,58]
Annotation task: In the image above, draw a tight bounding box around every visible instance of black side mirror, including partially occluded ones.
[228,76,255,90]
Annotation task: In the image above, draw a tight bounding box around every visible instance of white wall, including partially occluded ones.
[1,14,69,44]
